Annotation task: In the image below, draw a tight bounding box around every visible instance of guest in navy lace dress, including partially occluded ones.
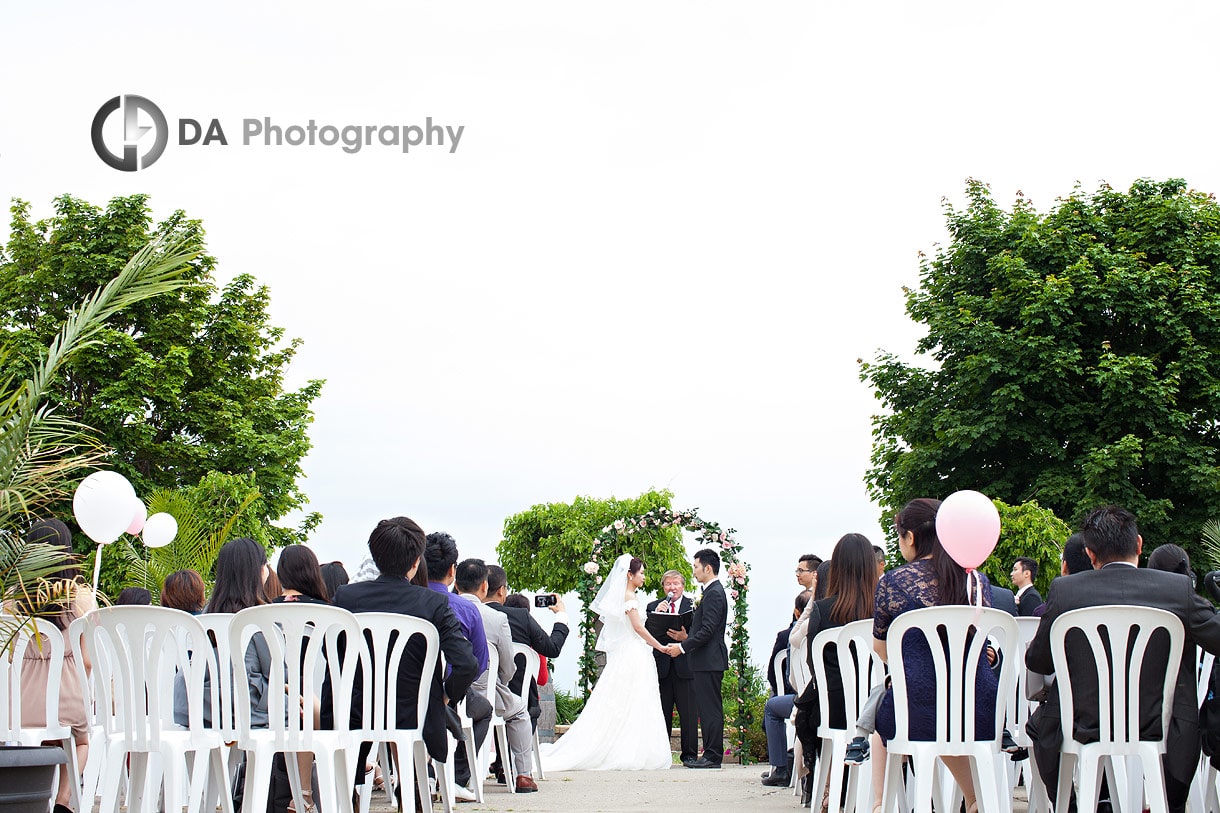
[870,498,996,813]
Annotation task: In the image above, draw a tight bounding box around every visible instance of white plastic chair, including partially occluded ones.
[771,648,789,697]
[352,612,439,813]
[1050,605,1185,813]
[511,643,545,780]
[1009,616,1049,813]
[879,606,1019,813]
[80,606,232,813]
[440,688,480,809]
[810,619,885,813]
[481,645,511,794]
[66,615,107,809]
[229,604,362,813]
[1189,648,1217,813]
[193,614,243,813]
[1,615,83,813]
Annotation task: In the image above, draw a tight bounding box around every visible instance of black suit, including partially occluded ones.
[682,579,729,764]
[648,595,697,762]
[488,602,570,727]
[1026,564,1220,813]
[1017,586,1043,617]
[990,586,1018,616]
[323,575,478,764]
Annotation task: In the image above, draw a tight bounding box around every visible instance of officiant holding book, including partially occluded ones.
[647,569,698,764]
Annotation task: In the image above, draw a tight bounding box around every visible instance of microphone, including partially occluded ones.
[667,591,679,602]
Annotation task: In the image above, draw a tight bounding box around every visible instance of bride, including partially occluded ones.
[540,553,674,770]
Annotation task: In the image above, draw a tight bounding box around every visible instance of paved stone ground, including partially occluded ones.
[368,764,1031,813]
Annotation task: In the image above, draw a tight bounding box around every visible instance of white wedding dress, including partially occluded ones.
[540,555,673,771]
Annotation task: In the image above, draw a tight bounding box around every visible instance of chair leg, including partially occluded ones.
[497,725,514,794]
[412,741,432,813]
[1139,747,1170,813]
[880,754,905,813]
[532,730,544,780]
[827,738,849,813]
[242,747,274,813]
[906,754,936,813]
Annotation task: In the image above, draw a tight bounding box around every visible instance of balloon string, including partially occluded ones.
[92,544,103,594]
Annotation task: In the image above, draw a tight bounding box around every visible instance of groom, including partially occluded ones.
[665,548,728,768]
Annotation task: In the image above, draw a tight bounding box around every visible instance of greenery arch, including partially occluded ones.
[577,506,753,763]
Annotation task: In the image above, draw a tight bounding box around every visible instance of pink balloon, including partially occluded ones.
[935,490,1001,569]
[127,498,146,535]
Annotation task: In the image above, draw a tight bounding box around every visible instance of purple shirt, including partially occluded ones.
[428,581,489,674]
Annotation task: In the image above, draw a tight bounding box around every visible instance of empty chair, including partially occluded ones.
[511,643,546,780]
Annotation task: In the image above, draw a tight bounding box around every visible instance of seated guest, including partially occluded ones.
[871,499,995,813]
[1148,543,1194,581]
[161,569,206,613]
[275,545,330,604]
[814,560,832,601]
[424,532,490,797]
[1031,533,1092,617]
[319,561,349,600]
[18,519,96,813]
[791,533,878,803]
[454,560,539,793]
[1010,557,1042,616]
[1026,506,1220,813]
[796,554,820,594]
[872,545,886,578]
[760,589,812,787]
[505,594,549,687]
[116,587,152,605]
[485,565,570,731]
[322,518,477,789]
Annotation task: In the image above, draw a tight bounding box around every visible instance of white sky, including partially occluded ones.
[3,0,1220,690]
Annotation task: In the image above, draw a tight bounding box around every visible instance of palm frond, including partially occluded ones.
[0,233,198,530]
[1199,520,1220,574]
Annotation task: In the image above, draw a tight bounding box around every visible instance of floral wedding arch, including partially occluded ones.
[577,506,753,762]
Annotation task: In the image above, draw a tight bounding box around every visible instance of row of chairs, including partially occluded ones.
[787,604,1204,813]
[2,603,539,813]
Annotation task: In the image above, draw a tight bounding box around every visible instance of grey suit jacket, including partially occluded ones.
[1025,564,1220,783]
[683,580,729,672]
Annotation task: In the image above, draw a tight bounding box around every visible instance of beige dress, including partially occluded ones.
[20,586,96,741]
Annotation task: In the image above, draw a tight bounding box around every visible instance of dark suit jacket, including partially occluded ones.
[1017,586,1043,617]
[1026,564,1220,784]
[683,580,728,672]
[991,586,1018,616]
[767,627,793,695]
[323,575,478,762]
[488,602,570,697]
[647,595,694,680]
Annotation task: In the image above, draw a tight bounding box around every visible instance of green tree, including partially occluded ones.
[0,232,196,628]
[983,499,1071,597]
[113,471,263,598]
[498,489,688,596]
[862,178,1220,565]
[0,195,323,553]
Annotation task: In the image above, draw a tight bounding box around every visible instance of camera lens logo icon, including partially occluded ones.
[91,95,168,171]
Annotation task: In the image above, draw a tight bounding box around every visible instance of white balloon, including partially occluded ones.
[72,471,134,545]
[142,513,178,549]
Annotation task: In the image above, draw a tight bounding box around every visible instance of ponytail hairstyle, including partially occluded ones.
[896,498,969,606]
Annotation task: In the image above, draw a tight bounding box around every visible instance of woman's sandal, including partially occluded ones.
[366,763,385,792]
[286,793,315,813]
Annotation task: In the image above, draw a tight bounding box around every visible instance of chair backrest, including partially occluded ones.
[810,619,884,734]
[1198,647,1216,706]
[229,604,362,739]
[789,634,812,695]
[353,612,438,735]
[1009,616,1042,732]
[0,615,66,740]
[485,644,500,706]
[1049,605,1184,748]
[886,606,1019,747]
[79,606,218,749]
[771,648,788,696]
[512,643,540,706]
[196,614,236,738]
[67,614,107,738]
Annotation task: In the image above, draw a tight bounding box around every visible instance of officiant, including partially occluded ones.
[647,570,698,764]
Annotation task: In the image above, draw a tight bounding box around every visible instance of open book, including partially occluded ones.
[645,609,694,639]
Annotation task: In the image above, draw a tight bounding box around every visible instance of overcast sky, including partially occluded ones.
[3,1,1219,690]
